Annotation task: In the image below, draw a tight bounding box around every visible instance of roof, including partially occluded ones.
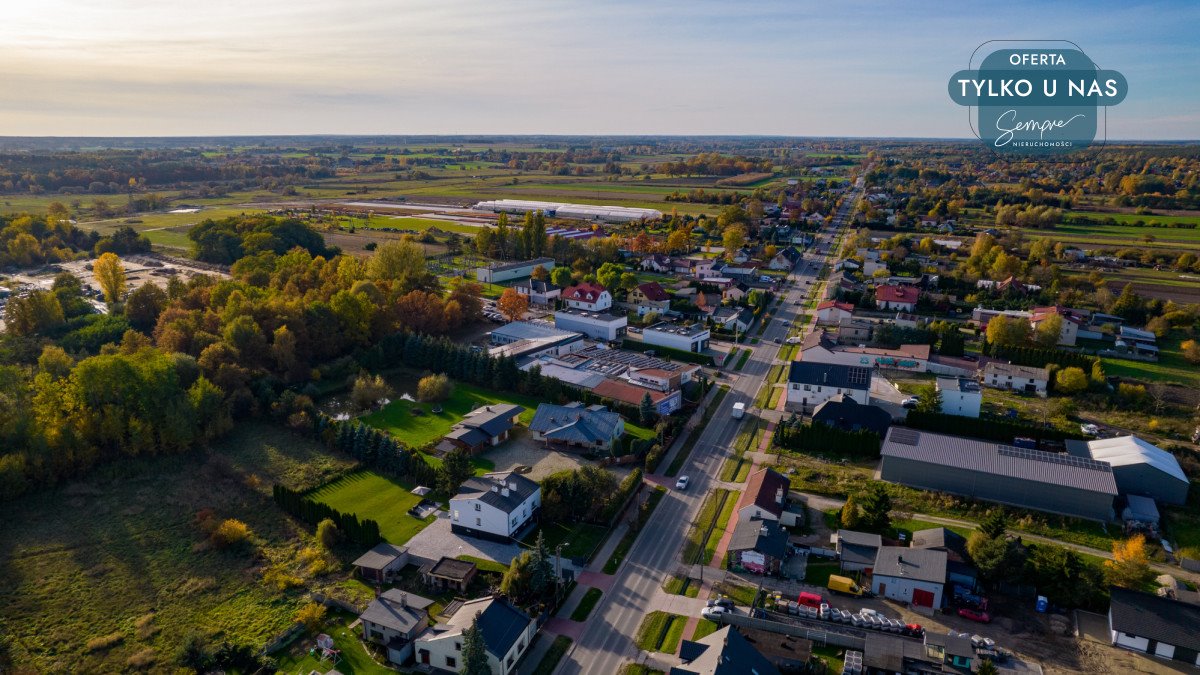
[440,595,533,659]
[554,306,627,323]
[562,282,608,303]
[728,518,789,559]
[812,396,892,436]
[491,321,576,342]
[787,361,872,390]
[529,403,623,444]
[834,342,930,360]
[910,527,968,555]
[672,626,781,675]
[1031,305,1083,325]
[454,473,540,514]
[516,278,561,294]
[1109,586,1200,652]
[352,542,408,570]
[816,300,854,312]
[736,468,790,519]
[636,282,671,302]
[838,529,883,548]
[1086,436,1188,483]
[872,546,948,584]
[984,361,1049,380]
[837,529,882,567]
[488,333,582,360]
[925,631,975,658]
[478,257,556,273]
[360,590,435,634]
[935,376,979,394]
[646,321,709,338]
[459,404,525,437]
[593,378,671,406]
[881,428,1119,495]
[876,285,920,303]
[427,557,477,581]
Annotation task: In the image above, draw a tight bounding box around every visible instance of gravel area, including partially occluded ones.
[485,434,633,482]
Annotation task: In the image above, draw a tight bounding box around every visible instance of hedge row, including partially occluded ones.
[773,417,881,458]
[272,484,382,547]
[903,410,1085,443]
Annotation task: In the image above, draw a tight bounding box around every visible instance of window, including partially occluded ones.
[474,504,481,512]
[452,510,459,521]
[803,384,811,391]
[455,642,461,651]
[511,516,517,527]
[446,656,456,668]
[475,518,481,527]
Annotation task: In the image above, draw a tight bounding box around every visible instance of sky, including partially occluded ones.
[2,0,1198,139]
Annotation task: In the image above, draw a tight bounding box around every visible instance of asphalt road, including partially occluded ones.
[555,174,867,674]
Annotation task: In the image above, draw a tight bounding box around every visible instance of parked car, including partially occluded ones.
[958,608,991,623]
[1080,423,1100,436]
[901,396,920,409]
[773,337,781,344]
[797,592,823,609]
[707,596,734,610]
[701,605,728,618]
[675,476,690,490]
[904,623,925,638]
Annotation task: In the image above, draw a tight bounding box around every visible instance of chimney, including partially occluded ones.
[501,488,510,497]
[491,485,499,493]
[509,481,518,491]
[775,486,784,505]
[398,593,407,608]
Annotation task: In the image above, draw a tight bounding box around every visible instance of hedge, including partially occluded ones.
[272,484,382,547]
[987,343,1100,371]
[903,410,1085,443]
[773,417,881,458]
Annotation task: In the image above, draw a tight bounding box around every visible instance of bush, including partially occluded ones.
[417,373,454,402]
[316,518,339,549]
[295,603,328,633]
[210,518,251,549]
[86,632,125,652]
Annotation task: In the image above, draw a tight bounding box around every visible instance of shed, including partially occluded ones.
[352,543,409,584]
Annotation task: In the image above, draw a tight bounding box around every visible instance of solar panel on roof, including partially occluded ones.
[847,367,870,386]
[891,428,920,446]
[998,445,1111,472]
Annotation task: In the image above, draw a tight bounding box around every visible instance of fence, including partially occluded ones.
[716,613,866,650]
[1180,557,1200,573]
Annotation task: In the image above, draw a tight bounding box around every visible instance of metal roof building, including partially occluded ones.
[880,428,1118,521]
[1068,435,1189,505]
[473,199,662,223]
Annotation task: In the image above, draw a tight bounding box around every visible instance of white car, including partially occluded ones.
[901,396,920,409]
[701,605,728,618]
[675,476,690,490]
[1080,423,1100,436]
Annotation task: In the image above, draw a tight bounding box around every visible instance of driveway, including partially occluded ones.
[404,515,581,573]
[869,374,908,420]
[486,434,631,482]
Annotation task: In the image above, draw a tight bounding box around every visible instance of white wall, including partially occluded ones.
[871,575,943,608]
[786,382,870,413]
[643,328,709,352]
[450,490,540,539]
[940,391,981,418]
[738,504,780,524]
[554,312,627,341]
[415,618,536,675]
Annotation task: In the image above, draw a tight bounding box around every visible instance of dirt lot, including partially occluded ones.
[483,431,633,482]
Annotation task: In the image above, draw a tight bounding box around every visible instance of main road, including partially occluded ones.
[555,172,867,674]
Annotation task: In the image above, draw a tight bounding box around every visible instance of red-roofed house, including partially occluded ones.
[735,468,791,525]
[592,378,682,414]
[816,300,855,325]
[874,284,919,312]
[628,282,671,316]
[561,282,612,311]
[1030,305,1083,346]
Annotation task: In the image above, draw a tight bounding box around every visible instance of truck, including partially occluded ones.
[827,575,866,597]
[731,402,746,419]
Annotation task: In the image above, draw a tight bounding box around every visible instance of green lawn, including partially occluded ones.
[663,575,700,598]
[525,521,609,561]
[703,490,740,564]
[360,382,539,449]
[803,560,842,588]
[634,612,688,653]
[530,636,573,675]
[1101,333,1200,388]
[691,619,720,641]
[273,610,393,675]
[307,470,433,545]
[570,588,604,621]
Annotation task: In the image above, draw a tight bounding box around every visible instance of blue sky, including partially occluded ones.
[2,0,1197,138]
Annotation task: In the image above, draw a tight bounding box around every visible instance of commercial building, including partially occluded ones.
[413,595,537,675]
[449,473,541,543]
[799,330,929,373]
[879,428,1119,521]
[870,546,948,609]
[553,307,627,341]
[473,199,662,223]
[1068,435,1189,505]
[488,321,584,361]
[785,361,872,414]
[936,376,981,418]
[1109,586,1200,666]
[475,257,555,284]
[642,321,710,353]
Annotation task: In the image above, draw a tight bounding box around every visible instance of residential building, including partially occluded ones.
[981,362,1049,396]
[1118,325,1160,358]
[643,321,710,353]
[449,472,541,543]
[785,361,872,414]
[875,284,919,311]
[675,626,781,675]
[936,377,981,418]
[475,257,556,284]
[628,282,671,316]
[437,404,525,455]
[1109,586,1200,666]
[728,519,790,575]
[812,395,892,437]
[879,427,1119,521]
[513,278,562,306]
[1067,435,1189,505]
[421,557,478,593]
[910,527,977,590]
[833,259,860,273]
[593,378,682,414]
[413,595,537,674]
[639,254,672,273]
[735,468,792,525]
[1030,305,1082,346]
[352,543,409,584]
[871,546,948,609]
[815,300,854,325]
[835,529,881,573]
[722,282,749,303]
[767,246,802,270]
[553,307,627,341]
[892,312,921,329]
[836,317,874,344]
[361,589,436,665]
[528,402,625,451]
[799,330,930,372]
[561,282,613,311]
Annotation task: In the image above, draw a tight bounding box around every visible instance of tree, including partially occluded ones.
[967,531,1024,584]
[1032,314,1063,348]
[839,493,863,530]
[460,615,490,675]
[366,240,430,292]
[914,384,942,413]
[417,373,453,402]
[531,264,549,281]
[93,252,127,303]
[4,290,65,336]
[124,282,167,332]
[550,266,573,287]
[1054,367,1088,395]
[977,658,999,675]
[316,518,339,549]
[210,519,251,549]
[295,602,327,633]
[857,483,892,534]
[438,449,473,495]
[177,633,214,674]
[979,510,1009,539]
[497,287,529,321]
[639,392,656,426]
[596,262,623,290]
[665,229,690,254]
[351,372,393,410]
[722,225,747,259]
[1105,534,1155,589]
[1182,339,1200,365]
[619,272,639,291]
[985,315,1030,347]
[528,531,555,599]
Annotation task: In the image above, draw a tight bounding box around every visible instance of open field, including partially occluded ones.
[307,470,433,545]
[1102,332,1200,388]
[0,423,350,673]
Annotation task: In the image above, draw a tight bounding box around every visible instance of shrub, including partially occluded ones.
[126,648,157,670]
[262,566,304,591]
[316,518,339,549]
[295,603,328,633]
[86,632,124,652]
[210,518,251,549]
[417,373,454,402]
[351,372,393,411]
[135,613,159,640]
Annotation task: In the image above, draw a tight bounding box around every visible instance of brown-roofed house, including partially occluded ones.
[736,468,791,525]
[593,378,682,414]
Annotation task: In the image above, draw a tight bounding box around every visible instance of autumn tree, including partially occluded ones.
[1054,367,1088,395]
[1032,313,1063,349]
[124,282,167,332]
[497,287,529,321]
[366,240,431,292]
[722,225,747,259]
[316,518,339,550]
[985,315,1030,347]
[1105,534,1154,589]
[550,266,573,287]
[93,252,127,303]
[531,264,549,281]
[351,372,393,410]
[417,373,453,402]
[665,229,690,254]
[4,290,65,336]
[1182,339,1200,365]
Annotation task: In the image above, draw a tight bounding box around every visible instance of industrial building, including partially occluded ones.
[879,428,1119,521]
[642,321,710,353]
[1067,435,1189,505]
[475,257,556,284]
[473,199,662,223]
[553,307,628,341]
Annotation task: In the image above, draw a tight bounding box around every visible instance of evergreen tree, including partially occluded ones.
[528,531,556,599]
[639,392,656,426]
[857,483,892,534]
[979,510,1009,539]
[460,616,490,675]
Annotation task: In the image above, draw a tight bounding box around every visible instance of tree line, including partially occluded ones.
[272,484,383,547]
[773,417,882,458]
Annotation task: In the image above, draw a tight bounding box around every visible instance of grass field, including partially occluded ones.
[360,382,539,448]
[570,588,604,621]
[1102,333,1200,387]
[663,575,700,598]
[634,611,687,653]
[0,423,351,673]
[531,636,573,675]
[273,609,393,675]
[691,619,720,640]
[307,470,433,545]
[802,560,842,588]
[526,521,609,561]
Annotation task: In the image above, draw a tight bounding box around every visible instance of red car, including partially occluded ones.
[958,608,991,623]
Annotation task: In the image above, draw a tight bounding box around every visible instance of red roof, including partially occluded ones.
[1031,305,1083,325]
[875,285,920,304]
[593,379,669,406]
[817,300,854,312]
[736,468,791,519]
[562,282,608,303]
[636,282,670,302]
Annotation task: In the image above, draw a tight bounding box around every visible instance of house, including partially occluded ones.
[837,317,874,344]
[438,404,525,455]
[476,257,556,284]
[735,468,792,525]
[875,284,919,311]
[639,254,672,273]
[561,281,612,311]
[815,300,854,325]
[1118,325,1160,359]
[981,362,1049,396]
[1068,435,1189,505]
[449,472,541,543]
[722,282,749,303]
[835,529,881,573]
[421,557,478,593]
[833,259,860,273]
[910,527,977,590]
[799,330,930,372]
[767,246,802,271]
[728,519,790,576]
[923,631,975,671]
[352,543,409,584]
[689,257,717,279]
[360,589,436,665]
[892,312,921,329]
[676,626,781,675]
[1030,305,1082,346]
[863,259,888,276]
[513,278,562,306]
[812,395,892,437]
[1109,586,1200,666]
[413,595,537,675]
[643,321,710,353]
[626,366,690,393]
[593,378,682,414]
[786,361,872,414]
[710,306,740,330]
[528,402,625,451]
[936,377,981,418]
[553,307,628,341]
[871,546,948,609]
[629,282,671,316]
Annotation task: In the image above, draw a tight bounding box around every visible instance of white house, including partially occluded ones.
[413,596,537,675]
[561,282,612,311]
[513,279,562,307]
[870,547,947,609]
[643,322,710,353]
[936,377,982,418]
[786,361,872,414]
[875,284,919,312]
[981,362,1048,397]
[553,307,627,341]
[1108,587,1200,667]
[735,468,791,525]
[1030,306,1082,346]
[449,473,540,543]
[815,300,855,325]
[476,257,556,284]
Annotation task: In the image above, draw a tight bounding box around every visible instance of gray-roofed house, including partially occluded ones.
[528,402,625,451]
[910,527,977,590]
[1109,586,1200,666]
[727,519,790,576]
[438,404,525,455]
[835,529,882,573]
[352,542,409,584]
[360,589,436,665]
[674,625,781,675]
[879,427,1118,521]
[413,595,537,675]
[870,546,948,608]
[449,472,541,543]
[786,361,872,414]
[812,395,892,437]
[420,557,478,593]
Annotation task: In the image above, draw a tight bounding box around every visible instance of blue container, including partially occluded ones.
[1036,595,1049,613]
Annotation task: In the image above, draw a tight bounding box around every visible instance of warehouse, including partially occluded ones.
[475,257,556,284]
[1068,435,1189,505]
[473,199,662,223]
[879,428,1119,521]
